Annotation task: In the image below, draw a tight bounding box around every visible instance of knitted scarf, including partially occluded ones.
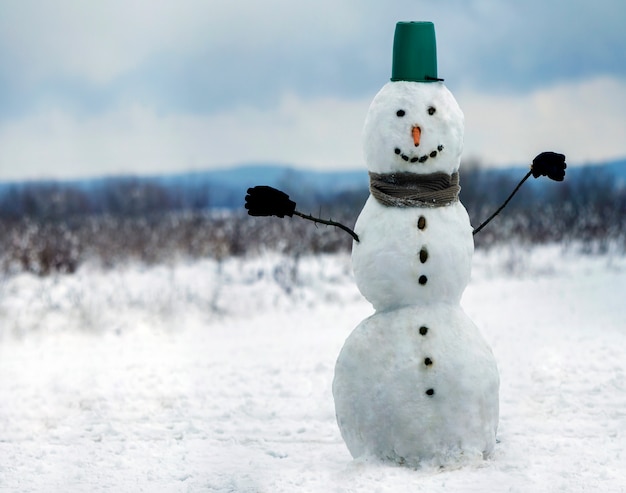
[369,171,460,208]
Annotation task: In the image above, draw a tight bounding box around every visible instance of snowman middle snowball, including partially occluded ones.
[333,76,499,466]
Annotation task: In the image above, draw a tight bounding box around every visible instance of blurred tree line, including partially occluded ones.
[0,161,624,276]
[460,159,626,250]
[0,177,213,220]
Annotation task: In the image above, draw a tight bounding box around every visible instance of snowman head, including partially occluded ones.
[363,21,464,176]
[363,80,464,175]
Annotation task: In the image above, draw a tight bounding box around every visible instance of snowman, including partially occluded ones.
[245,21,565,467]
[332,21,499,466]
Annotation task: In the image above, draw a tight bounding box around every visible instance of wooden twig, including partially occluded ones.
[473,170,532,236]
[294,210,360,242]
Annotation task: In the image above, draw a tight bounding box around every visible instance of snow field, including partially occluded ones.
[0,245,625,492]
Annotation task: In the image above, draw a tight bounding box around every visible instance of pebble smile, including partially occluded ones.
[394,144,444,163]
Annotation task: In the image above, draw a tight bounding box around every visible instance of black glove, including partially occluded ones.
[531,152,567,181]
[245,186,296,218]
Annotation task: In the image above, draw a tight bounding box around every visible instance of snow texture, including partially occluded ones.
[354,78,469,313]
[1,245,625,492]
[362,81,464,176]
[352,196,473,310]
[333,303,499,466]
[343,77,497,465]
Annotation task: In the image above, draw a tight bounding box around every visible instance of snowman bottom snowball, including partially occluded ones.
[332,304,499,467]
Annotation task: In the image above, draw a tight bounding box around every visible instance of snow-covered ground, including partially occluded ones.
[1,245,625,492]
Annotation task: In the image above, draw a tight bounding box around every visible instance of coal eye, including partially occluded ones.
[396,109,406,117]
[428,106,436,115]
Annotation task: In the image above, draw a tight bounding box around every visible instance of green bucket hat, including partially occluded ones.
[390,21,442,83]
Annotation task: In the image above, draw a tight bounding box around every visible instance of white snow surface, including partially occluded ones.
[1,245,626,492]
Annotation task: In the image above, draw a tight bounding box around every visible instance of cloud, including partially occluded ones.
[444,0,626,92]
[0,95,369,180]
[2,75,625,180]
[0,0,382,84]
[1,1,625,179]
[0,0,384,117]
[2,1,625,118]
[460,76,626,165]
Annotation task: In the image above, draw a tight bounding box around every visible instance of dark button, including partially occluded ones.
[417,216,426,230]
[424,357,433,366]
[419,247,428,263]
[426,388,435,396]
[419,275,428,285]
[419,326,428,335]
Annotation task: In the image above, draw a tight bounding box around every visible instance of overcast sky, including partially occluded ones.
[1,0,625,180]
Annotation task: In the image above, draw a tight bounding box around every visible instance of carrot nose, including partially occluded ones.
[412,126,421,146]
